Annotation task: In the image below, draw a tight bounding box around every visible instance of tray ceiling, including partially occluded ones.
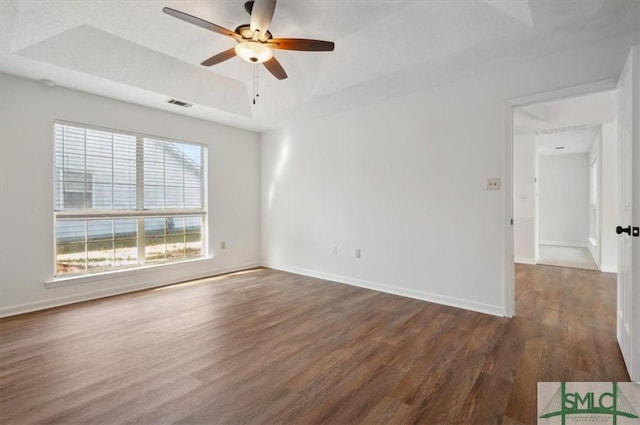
[1,0,639,131]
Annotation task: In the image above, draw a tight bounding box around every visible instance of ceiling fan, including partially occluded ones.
[163,0,335,80]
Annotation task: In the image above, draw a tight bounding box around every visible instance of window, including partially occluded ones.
[54,122,207,276]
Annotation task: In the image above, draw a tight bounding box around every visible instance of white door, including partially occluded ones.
[617,46,639,382]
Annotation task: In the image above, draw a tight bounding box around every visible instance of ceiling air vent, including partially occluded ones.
[167,99,192,108]
[535,124,596,136]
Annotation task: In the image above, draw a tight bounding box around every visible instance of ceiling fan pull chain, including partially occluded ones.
[253,64,257,105]
[252,64,260,105]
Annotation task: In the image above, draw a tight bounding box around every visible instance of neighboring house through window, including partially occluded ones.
[54,122,207,276]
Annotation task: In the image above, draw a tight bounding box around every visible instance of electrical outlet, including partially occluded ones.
[487,178,501,190]
[355,249,361,259]
[221,241,226,250]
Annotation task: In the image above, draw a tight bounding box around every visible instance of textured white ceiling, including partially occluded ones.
[536,128,600,156]
[514,89,617,156]
[1,0,639,131]
[514,90,617,135]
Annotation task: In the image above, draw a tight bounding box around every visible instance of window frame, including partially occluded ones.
[53,120,208,279]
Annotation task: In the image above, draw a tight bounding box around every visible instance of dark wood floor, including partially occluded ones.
[0,265,629,424]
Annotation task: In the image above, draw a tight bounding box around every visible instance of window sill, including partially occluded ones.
[45,256,214,288]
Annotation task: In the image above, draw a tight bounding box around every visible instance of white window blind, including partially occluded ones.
[143,138,204,209]
[54,122,207,276]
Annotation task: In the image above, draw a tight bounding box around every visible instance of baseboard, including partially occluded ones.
[0,262,261,318]
[515,257,537,265]
[2,261,508,318]
[262,262,506,317]
[539,241,590,248]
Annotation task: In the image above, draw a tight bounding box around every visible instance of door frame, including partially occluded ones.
[504,78,618,317]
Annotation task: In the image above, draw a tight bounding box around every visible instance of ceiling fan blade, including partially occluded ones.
[263,56,287,80]
[163,7,240,40]
[250,0,276,38]
[201,48,237,66]
[268,38,335,52]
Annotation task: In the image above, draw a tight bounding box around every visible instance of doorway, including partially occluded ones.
[511,90,619,272]
[506,48,640,383]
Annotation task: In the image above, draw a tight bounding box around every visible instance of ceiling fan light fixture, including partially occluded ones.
[234,42,273,63]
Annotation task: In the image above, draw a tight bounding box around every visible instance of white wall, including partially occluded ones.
[538,153,590,245]
[261,35,638,317]
[513,133,537,263]
[589,129,602,267]
[0,73,261,316]
[601,120,619,272]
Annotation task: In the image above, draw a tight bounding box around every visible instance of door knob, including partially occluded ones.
[617,225,631,235]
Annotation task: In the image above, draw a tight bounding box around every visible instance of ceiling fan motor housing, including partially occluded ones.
[235,24,272,42]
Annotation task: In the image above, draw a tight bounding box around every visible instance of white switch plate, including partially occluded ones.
[355,249,361,259]
[487,178,501,190]
[332,246,338,255]
[221,241,226,249]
